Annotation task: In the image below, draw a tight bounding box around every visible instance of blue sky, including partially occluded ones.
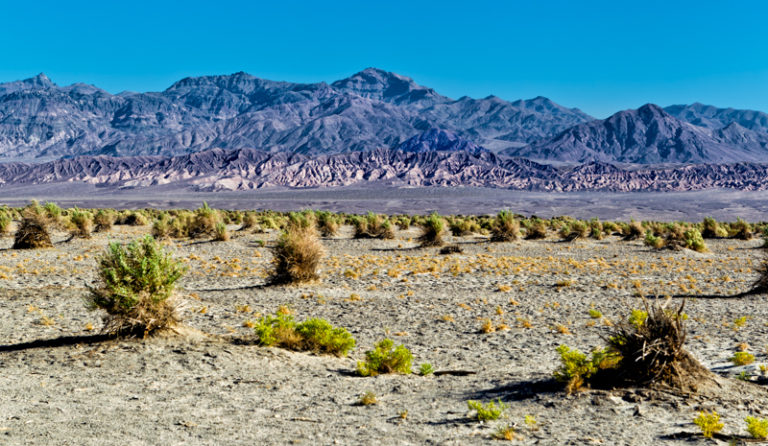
[2,0,766,117]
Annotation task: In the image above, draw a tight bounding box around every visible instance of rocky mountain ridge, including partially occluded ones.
[2,147,768,192]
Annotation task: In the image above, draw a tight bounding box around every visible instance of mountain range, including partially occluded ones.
[2,68,768,192]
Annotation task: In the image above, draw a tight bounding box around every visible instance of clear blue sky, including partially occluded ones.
[2,0,766,117]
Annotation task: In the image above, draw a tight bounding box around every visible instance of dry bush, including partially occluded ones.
[439,244,463,255]
[623,220,645,240]
[67,207,93,239]
[418,213,445,247]
[562,220,589,242]
[353,212,395,239]
[239,212,260,232]
[93,209,116,233]
[0,208,12,235]
[730,218,753,240]
[605,300,711,392]
[213,222,230,241]
[701,217,727,239]
[449,218,474,237]
[490,210,520,242]
[269,213,325,284]
[13,204,53,249]
[189,202,221,238]
[87,236,187,336]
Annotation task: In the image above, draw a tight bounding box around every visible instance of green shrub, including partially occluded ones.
[490,210,520,242]
[524,217,548,240]
[213,222,229,241]
[239,212,260,232]
[629,309,648,329]
[353,212,395,239]
[68,207,92,239]
[418,212,445,247]
[254,313,355,356]
[189,202,221,238]
[644,231,664,249]
[553,345,616,393]
[730,351,755,366]
[746,416,768,440]
[682,229,707,252]
[419,362,434,376]
[701,217,727,238]
[730,218,753,240]
[623,220,645,240]
[87,235,187,336]
[693,411,723,439]
[0,208,12,235]
[357,338,413,376]
[467,399,508,421]
[316,211,340,237]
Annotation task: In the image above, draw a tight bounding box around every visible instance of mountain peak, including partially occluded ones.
[28,73,54,88]
[331,68,448,106]
[397,128,486,153]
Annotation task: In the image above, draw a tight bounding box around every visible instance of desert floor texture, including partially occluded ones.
[1,223,767,445]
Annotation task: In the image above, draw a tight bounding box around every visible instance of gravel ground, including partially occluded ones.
[1,224,767,445]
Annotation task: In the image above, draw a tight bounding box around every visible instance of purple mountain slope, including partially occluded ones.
[2,147,768,192]
[506,104,768,163]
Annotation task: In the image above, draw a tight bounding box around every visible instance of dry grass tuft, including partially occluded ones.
[13,205,53,249]
[269,213,325,284]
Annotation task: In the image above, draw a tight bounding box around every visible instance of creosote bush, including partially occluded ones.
[13,203,53,249]
[254,313,355,356]
[524,217,548,240]
[189,202,222,239]
[87,236,187,336]
[316,211,340,237]
[93,209,115,233]
[357,338,413,376]
[269,213,325,284]
[417,212,445,247]
[353,212,395,239]
[67,207,93,239]
[490,210,520,242]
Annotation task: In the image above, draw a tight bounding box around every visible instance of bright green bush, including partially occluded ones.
[87,235,187,335]
[254,313,355,356]
[357,338,413,376]
[694,411,723,439]
[746,416,768,440]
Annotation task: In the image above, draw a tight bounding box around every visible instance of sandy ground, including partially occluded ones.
[1,223,768,445]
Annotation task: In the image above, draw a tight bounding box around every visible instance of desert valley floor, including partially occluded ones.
[1,223,768,445]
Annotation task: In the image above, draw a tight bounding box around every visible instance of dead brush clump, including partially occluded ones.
[555,299,715,394]
[269,213,325,284]
[418,212,445,247]
[13,203,53,249]
[86,235,187,336]
[490,210,520,242]
[352,212,395,239]
[604,300,712,392]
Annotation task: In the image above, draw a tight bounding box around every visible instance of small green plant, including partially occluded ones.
[254,313,355,356]
[629,309,649,329]
[588,308,602,319]
[524,414,538,430]
[213,222,229,241]
[553,345,618,393]
[746,416,768,440]
[693,410,724,439]
[357,338,413,376]
[467,399,508,422]
[418,362,434,376]
[731,351,755,366]
[644,231,665,249]
[733,316,748,330]
[359,391,377,406]
[86,235,187,336]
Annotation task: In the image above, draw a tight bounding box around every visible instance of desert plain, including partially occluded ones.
[0,218,767,445]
